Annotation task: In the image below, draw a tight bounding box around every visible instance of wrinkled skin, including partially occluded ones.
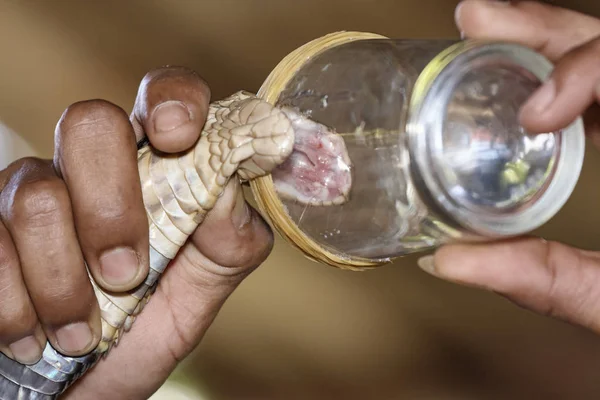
[0,67,275,399]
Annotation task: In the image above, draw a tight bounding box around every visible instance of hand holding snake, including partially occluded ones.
[0,62,350,399]
[3,2,600,399]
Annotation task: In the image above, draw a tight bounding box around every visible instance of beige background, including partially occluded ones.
[1,1,600,399]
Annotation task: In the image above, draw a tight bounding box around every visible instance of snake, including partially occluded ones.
[0,90,353,399]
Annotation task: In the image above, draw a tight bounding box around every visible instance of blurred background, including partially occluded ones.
[2,0,600,399]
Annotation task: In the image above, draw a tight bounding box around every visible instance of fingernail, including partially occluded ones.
[99,247,140,287]
[55,322,93,354]
[152,100,192,133]
[231,188,251,230]
[522,79,556,115]
[417,255,438,276]
[9,336,42,365]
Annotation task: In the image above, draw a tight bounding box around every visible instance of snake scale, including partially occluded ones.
[0,90,353,399]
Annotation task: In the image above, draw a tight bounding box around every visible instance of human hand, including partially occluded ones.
[0,66,274,400]
[418,0,600,334]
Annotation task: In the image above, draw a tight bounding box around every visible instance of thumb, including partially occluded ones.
[185,178,275,279]
[418,238,600,333]
[154,177,274,348]
[62,179,275,399]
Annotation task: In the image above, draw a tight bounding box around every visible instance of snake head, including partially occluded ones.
[220,92,352,207]
[270,108,352,206]
[225,96,296,182]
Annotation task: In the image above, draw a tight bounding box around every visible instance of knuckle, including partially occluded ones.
[226,242,256,269]
[226,226,274,269]
[61,99,128,128]
[97,206,130,224]
[542,241,562,317]
[36,279,93,324]
[0,302,35,327]
[41,284,78,306]
[57,99,131,144]
[541,241,598,321]
[5,157,49,177]
[0,302,37,341]
[557,35,600,70]
[8,176,68,228]
[80,205,131,232]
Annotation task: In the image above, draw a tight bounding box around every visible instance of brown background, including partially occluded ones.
[2,1,600,399]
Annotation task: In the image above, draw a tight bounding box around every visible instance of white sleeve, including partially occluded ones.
[0,122,37,169]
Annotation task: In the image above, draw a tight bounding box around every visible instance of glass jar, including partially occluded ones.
[250,32,585,270]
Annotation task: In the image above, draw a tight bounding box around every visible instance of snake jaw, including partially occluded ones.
[272,108,352,206]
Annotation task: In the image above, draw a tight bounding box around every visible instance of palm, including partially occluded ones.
[64,203,260,400]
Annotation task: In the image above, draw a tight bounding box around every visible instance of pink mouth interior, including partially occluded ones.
[272,116,352,206]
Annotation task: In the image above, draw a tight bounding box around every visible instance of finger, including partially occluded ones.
[455,0,600,61]
[418,237,600,333]
[131,66,211,153]
[188,178,274,277]
[0,158,102,357]
[54,100,149,292]
[0,218,45,365]
[60,180,275,399]
[518,36,600,133]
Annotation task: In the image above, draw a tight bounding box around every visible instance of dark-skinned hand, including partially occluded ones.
[0,66,273,400]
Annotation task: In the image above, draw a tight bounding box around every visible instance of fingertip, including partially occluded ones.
[420,242,511,289]
[7,331,44,365]
[133,66,211,154]
[423,238,551,288]
[454,0,513,39]
[146,100,201,153]
[518,73,594,134]
[417,245,468,281]
[454,0,482,34]
[430,244,476,278]
[518,80,564,134]
[51,321,98,357]
[56,99,132,139]
[417,254,437,275]
[518,110,574,136]
[94,246,149,292]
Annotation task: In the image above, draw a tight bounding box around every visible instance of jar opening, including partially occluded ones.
[409,41,585,237]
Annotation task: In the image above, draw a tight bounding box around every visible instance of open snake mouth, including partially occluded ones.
[272,109,352,206]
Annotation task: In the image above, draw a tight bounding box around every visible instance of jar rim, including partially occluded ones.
[408,40,586,237]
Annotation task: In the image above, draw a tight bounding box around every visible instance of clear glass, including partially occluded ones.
[272,39,584,261]
[435,66,557,212]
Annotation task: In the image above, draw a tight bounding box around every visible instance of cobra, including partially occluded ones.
[0,90,353,399]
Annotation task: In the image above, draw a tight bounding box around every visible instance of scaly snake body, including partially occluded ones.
[0,91,352,399]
